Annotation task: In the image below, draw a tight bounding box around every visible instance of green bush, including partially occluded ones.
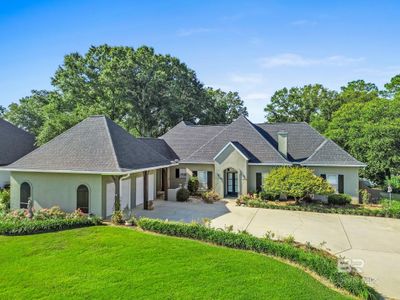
[327,194,352,205]
[111,210,123,224]
[384,176,400,193]
[0,189,10,212]
[138,218,376,299]
[201,190,221,203]
[187,176,199,194]
[0,217,101,235]
[176,188,190,202]
[259,190,279,201]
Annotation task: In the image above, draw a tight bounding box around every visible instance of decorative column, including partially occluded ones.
[143,171,149,210]
[162,168,168,200]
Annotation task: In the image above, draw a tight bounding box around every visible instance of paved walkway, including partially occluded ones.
[134,199,400,299]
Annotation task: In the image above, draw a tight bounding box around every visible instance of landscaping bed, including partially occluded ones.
[0,207,102,235]
[0,226,352,299]
[237,194,400,219]
[137,218,377,299]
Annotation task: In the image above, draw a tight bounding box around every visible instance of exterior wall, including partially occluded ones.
[169,164,215,189]
[10,172,103,216]
[0,170,10,188]
[214,146,248,197]
[309,166,360,203]
[247,165,276,192]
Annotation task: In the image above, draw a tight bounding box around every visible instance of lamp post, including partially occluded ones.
[388,185,392,208]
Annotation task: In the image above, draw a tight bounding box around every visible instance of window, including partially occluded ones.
[77,185,89,213]
[175,168,186,179]
[20,182,31,209]
[326,175,338,192]
[197,171,208,190]
[207,171,213,190]
[256,172,262,192]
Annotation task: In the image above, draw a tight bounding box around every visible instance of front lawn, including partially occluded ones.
[0,226,349,299]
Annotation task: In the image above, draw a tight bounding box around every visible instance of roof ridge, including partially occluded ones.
[302,139,328,163]
[244,117,290,163]
[184,119,236,161]
[8,117,89,167]
[103,117,123,172]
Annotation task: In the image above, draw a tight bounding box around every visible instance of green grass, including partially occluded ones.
[0,226,350,299]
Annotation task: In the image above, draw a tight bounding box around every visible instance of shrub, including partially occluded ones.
[187,176,199,194]
[327,194,352,205]
[0,189,10,212]
[176,188,190,202]
[137,218,376,299]
[111,210,123,224]
[259,190,279,201]
[0,217,101,235]
[33,206,66,220]
[201,190,221,203]
[264,166,334,203]
[360,189,371,205]
[384,176,400,193]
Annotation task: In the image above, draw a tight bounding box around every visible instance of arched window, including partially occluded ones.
[77,185,89,213]
[20,182,31,209]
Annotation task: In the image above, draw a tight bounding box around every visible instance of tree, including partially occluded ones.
[325,96,400,184]
[263,166,334,203]
[6,45,247,144]
[338,80,379,103]
[0,105,5,117]
[201,88,248,124]
[264,84,338,124]
[384,74,400,98]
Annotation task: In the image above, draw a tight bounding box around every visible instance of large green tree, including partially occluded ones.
[5,45,247,144]
[325,96,400,183]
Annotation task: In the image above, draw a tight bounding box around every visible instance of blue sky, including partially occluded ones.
[1,0,399,122]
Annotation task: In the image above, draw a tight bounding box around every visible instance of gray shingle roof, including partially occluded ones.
[160,116,365,167]
[7,116,173,173]
[302,139,366,166]
[160,121,225,160]
[138,137,179,161]
[180,116,289,164]
[0,118,35,166]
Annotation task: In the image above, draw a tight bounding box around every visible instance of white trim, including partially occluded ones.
[1,163,178,176]
[301,164,366,168]
[179,162,215,165]
[248,163,292,166]
[213,142,249,161]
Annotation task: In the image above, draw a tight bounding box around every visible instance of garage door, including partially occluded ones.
[148,174,154,201]
[120,178,131,210]
[136,176,144,206]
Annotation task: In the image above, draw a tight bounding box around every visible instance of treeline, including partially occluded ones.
[1,45,247,145]
[264,77,400,184]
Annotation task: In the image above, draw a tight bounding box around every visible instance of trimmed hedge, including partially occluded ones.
[138,218,378,299]
[176,188,190,202]
[241,199,400,219]
[328,194,352,205]
[0,217,102,236]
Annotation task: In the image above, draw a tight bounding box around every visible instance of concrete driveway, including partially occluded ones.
[134,199,400,299]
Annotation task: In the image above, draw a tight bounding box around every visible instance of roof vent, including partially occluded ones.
[277,131,288,158]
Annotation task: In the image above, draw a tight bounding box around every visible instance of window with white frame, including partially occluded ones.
[326,175,338,192]
[197,171,208,190]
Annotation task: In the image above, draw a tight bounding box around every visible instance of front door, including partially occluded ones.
[227,172,238,196]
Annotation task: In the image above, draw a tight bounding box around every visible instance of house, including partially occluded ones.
[0,118,35,188]
[5,115,365,218]
[5,116,175,217]
[157,115,365,202]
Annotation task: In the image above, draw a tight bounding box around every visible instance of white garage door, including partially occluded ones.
[120,178,131,211]
[148,174,155,201]
[136,176,144,206]
[106,182,115,216]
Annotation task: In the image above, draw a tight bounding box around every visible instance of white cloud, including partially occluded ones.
[260,53,364,68]
[176,27,214,37]
[229,73,263,84]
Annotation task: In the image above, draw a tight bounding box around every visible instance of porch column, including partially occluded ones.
[162,168,168,200]
[143,171,149,210]
[112,175,122,211]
